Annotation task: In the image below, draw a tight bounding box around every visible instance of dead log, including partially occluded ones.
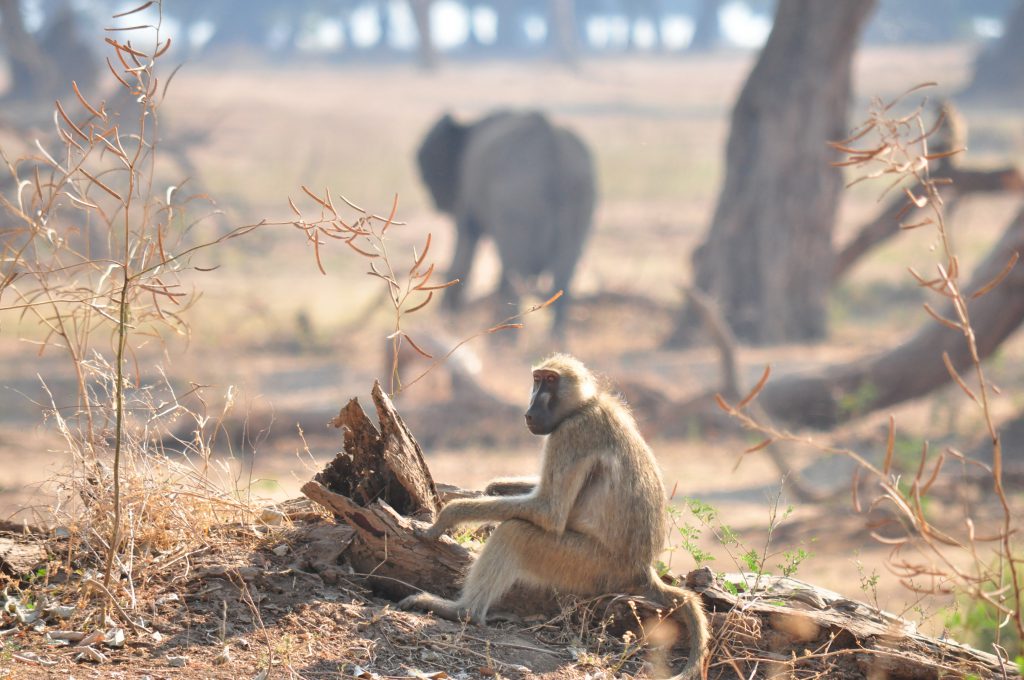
[300,382,552,613]
[760,205,1024,429]
[834,166,1024,282]
[690,570,1018,679]
[300,480,471,600]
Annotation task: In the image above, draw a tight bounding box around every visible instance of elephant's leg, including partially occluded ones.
[444,218,480,311]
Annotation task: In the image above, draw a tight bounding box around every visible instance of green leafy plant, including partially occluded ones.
[853,550,881,611]
[664,491,812,591]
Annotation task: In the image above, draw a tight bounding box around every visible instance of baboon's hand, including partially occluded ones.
[417,503,459,539]
[413,522,445,540]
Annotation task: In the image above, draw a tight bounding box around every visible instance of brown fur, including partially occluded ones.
[399,354,709,679]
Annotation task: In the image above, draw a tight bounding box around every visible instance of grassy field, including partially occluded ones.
[2,41,1023,662]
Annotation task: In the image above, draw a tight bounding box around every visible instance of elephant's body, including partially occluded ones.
[417,111,596,332]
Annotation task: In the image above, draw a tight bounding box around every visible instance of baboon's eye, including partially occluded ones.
[545,374,557,384]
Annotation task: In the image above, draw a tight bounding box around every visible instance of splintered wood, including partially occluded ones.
[301,380,467,599]
[312,380,439,518]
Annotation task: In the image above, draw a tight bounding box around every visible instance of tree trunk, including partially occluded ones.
[667,0,877,346]
[688,0,721,52]
[548,0,577,65]
[760,206,1024,428]
[408,0,437,70]
[0,0,58,100]
[962,0,1024,102]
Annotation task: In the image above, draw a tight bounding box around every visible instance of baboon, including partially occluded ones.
[400,354,709,679]
[417,111,596,335]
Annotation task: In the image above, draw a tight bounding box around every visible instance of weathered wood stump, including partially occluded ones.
[300,381,471,600]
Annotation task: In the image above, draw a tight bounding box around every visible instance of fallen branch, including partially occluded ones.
[833,166,1024,282]
[761,205,1024,428]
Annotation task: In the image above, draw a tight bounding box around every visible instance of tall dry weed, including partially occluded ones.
[0,1,287,618]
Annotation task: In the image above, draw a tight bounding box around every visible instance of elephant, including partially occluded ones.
[417,110,596,334]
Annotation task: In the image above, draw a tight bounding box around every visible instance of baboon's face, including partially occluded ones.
[525,369,561,435]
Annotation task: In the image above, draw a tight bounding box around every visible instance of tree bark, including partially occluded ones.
[962,0,1024,102]
[688,0,721,52]
[548,0,577,65]
[667,0,877,346]
[409,0,438,70]
[301,480,470,600]
[760,206,1024,428]
[0,0,58,100]
[314,381,440,519]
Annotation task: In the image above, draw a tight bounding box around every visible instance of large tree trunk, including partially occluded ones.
[0,0,58,100]
[760,205,1024,428]
[962,0,1024,102]
[667,0,876,346]
[548,0,577,65]
[688,0,721,52]
[408,0,437,70]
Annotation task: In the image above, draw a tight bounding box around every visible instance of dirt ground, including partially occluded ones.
[2,42,1024,677]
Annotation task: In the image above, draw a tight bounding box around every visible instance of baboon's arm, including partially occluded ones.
[425,456,596,537]
[483,477,538,496]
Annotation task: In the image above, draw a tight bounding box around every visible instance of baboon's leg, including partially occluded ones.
[459,519,622,620]
[498,519,623,592]
[445,218,480,310]
[400,520,525,624]
[401,519,619,624]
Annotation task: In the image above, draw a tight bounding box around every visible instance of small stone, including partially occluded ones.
[260,508,286,526]
[213,645,231,665]
[74,646,109,664]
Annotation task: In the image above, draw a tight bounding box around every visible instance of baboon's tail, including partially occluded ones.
[647,568,709,680]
